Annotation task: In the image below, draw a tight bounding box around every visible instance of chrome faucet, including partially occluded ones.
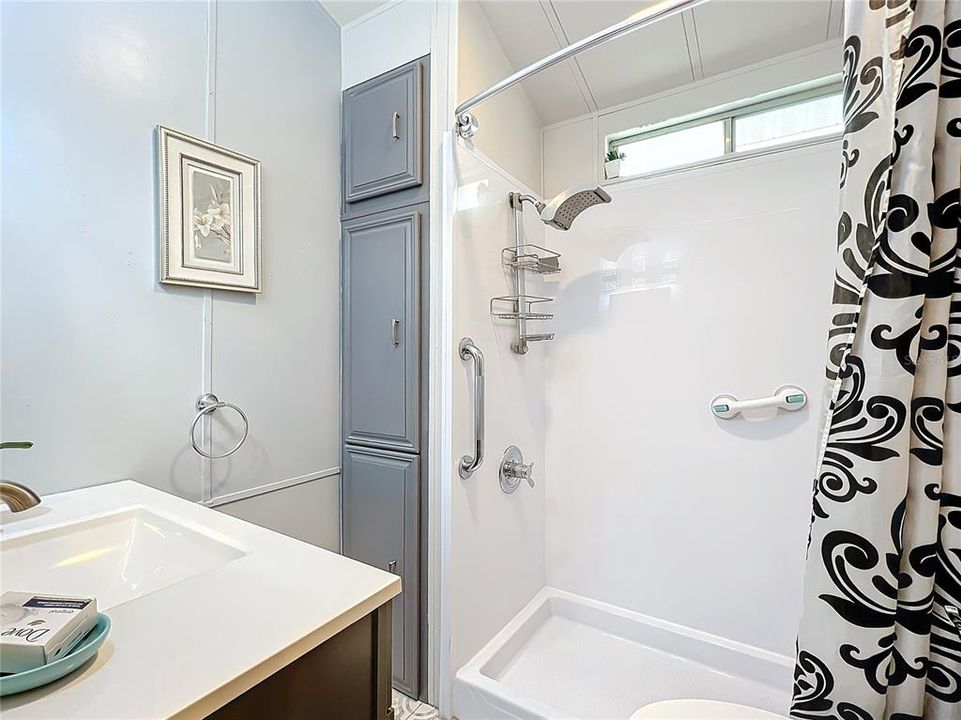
[0,441,41,512]
[499,445,535,494]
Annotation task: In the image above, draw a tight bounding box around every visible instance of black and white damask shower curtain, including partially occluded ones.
[791,1,960,719]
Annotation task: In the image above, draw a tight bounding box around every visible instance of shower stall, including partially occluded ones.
[438,0,845,718]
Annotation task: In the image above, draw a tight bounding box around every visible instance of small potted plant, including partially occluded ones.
[604,149,625,180]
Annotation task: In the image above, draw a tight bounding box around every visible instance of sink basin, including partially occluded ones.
[0,508,245,609]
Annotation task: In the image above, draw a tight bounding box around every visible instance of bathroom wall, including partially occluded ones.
[457,1,543,194]
[449,141,547,673]
[534,43,843,656]
[217,476,339,550]
[543,142,839,656]
[340,0,435,90]
[1,1,342,549]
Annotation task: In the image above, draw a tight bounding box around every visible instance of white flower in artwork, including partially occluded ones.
[193,207,214,249]
[203,184,232,248]
[207,202,232,238]
[192,184,232,252]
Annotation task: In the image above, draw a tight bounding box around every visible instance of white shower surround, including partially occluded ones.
[450,141,549,677]
[455,588,793,720]
[543,143,840,657]
[449,135,840,717]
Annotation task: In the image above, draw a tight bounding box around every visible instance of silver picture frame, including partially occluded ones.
[157,126,262,293]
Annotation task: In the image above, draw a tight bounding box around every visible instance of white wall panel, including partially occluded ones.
[208,1,342,505]
[341,0,434,89]
[1,1,208,498]
[1,2,343,543]
[458,1,543,194]
[217,475,340,551]
[542,117,595,199]
[544,143,839,655]
[449,142,547,672]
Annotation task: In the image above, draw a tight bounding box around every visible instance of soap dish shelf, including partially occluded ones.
[490,295,554,321]
[520,332,555,343]
[490,295,555,354]
[502,244,561,275]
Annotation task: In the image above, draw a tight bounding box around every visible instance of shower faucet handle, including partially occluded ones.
[507,459,534,484]
[499,446,534,493]
[519,461,536,487]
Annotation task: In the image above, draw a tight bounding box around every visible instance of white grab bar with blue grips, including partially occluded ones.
[710,385,807,420]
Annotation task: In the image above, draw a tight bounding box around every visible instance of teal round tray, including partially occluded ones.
[0,613,111,697]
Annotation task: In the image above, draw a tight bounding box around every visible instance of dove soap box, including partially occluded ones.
[1,592,97,674]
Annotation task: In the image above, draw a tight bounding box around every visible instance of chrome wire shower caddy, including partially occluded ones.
[493,187,611,354]
[493,193,562,354]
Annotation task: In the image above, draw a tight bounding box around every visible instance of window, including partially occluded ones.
[733,92,842,152]
[609,81,843,180]
[619,121,725,178]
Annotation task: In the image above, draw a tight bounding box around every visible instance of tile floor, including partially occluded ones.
[392,689,439,720]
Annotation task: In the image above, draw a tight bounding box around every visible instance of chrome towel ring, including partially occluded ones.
[189,393,249,459]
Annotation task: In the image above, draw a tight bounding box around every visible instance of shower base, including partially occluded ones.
[453,588,792,720]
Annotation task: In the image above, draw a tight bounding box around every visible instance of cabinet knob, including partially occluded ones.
[391,111,401,140]
[387,560,397,573]
[391,319,401,346]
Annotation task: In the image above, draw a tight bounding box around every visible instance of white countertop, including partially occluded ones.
[0,481,401,719]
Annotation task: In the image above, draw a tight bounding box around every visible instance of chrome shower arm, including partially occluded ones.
[509,192,545,214]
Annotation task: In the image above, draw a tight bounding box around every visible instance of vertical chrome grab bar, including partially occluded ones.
[459,337,485,479]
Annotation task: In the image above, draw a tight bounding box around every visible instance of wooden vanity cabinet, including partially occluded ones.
[205,602,393,720]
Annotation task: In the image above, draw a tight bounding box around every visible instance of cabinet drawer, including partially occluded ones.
[343,60,423,204]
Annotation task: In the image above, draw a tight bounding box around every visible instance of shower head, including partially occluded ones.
[538,185,611,231]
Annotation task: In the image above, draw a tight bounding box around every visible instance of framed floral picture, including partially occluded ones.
[156,126,262,293]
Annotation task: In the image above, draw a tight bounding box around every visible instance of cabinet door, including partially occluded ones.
[343,205,421,452]
[342,447,419,697]
[343,60,423,204]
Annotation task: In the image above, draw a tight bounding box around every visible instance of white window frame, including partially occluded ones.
[606,77,843,182]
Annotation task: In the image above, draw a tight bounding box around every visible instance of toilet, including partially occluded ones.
[631,700,790,720]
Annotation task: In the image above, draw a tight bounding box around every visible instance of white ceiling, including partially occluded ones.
[320,0,843,125]
[475,0,843,125]
[319,0,390,26]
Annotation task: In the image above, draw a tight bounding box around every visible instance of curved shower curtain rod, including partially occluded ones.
[454,0,711,139]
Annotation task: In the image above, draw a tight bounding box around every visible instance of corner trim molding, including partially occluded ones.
[204,466,341,508]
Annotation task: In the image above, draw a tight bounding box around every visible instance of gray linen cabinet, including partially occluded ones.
[340,55,429,700]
